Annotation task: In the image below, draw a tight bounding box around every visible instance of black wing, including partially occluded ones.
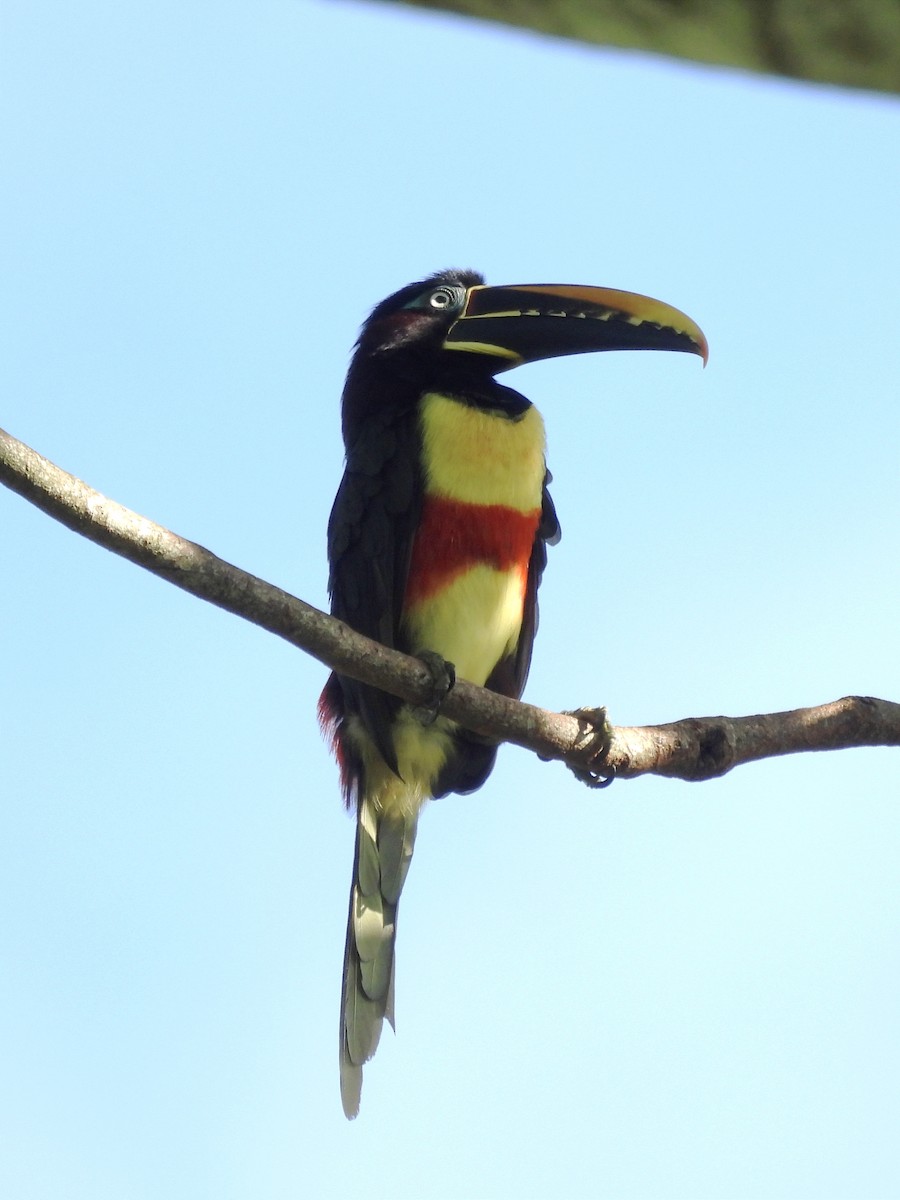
[325,403,424,775]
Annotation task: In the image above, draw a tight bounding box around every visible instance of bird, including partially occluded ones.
[318,269,707,1117]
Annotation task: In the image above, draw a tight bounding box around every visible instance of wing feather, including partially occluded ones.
[326,405,423,770]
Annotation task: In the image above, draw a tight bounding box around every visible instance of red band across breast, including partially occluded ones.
[404,495,540,607]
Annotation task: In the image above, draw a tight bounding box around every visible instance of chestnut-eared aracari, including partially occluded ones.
[319,270,707,1117]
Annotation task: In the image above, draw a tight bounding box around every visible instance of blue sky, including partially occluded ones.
[2,1,900,1197]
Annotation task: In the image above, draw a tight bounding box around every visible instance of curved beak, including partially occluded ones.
[442,282,708,372]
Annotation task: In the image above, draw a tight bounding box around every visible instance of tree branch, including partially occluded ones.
[380,0,900,97]
[3,423,899,783]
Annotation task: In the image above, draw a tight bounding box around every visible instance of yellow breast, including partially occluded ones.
[418,392,547,511]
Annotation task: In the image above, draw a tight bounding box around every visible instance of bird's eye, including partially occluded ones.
[402,283,466,314]
[429,287,461,310]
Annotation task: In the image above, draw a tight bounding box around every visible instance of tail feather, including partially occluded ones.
[339,794,418,1119]
[376,810,417,904]
[339,958,366,1116]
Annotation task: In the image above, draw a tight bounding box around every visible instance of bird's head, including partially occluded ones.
[351,269,487,364]
[341,268,707,441]
[353,267,707,374]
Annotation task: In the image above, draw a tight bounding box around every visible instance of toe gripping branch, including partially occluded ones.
[565,705,616,789]
[413,651,457,726]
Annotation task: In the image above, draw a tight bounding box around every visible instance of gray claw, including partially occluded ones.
[413,651,456,725]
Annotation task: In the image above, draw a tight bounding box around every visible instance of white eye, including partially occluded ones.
[429,287,457,309]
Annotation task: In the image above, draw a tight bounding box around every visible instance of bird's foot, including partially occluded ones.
[564,705,616,789]
[412,651,456,726]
